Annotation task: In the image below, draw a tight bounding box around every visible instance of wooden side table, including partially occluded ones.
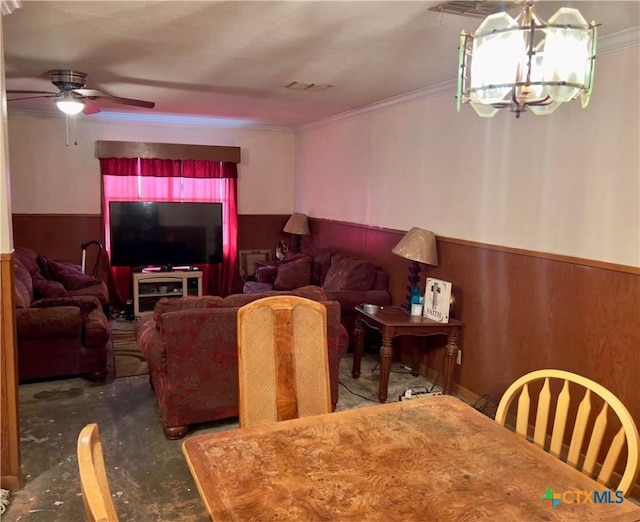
[352,305,462,402]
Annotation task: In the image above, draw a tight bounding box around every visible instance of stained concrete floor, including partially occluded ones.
[3,352,441,522]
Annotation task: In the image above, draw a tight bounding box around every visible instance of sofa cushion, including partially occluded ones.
[30,269,69,299]
[305,247,335,286]
[39,256,101,290]
[14,247,39,273]
[322,253,377,291]
[273,255,311,290]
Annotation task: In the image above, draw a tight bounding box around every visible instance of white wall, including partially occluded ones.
[8,113,295,215]
[0,16,12,253]
[294,46,640,267]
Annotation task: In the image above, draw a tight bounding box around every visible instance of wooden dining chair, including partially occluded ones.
[237,295,332,428]
[77,423,119,522]
[495,369,639,496]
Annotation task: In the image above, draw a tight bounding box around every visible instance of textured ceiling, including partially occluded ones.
[3,1,639,127]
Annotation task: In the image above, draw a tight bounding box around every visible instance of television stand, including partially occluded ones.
[133,270,203,317]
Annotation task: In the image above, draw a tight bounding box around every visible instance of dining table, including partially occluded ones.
[182,395,640,521]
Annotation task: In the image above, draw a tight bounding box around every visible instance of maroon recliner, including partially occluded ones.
[135,286,349,439]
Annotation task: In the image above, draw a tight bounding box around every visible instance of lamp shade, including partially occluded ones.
[392,227,438,266]
[283,213,310,236]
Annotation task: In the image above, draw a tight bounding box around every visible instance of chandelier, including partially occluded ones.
[456,0,598,118]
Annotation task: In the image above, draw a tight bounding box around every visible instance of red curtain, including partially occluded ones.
[100,158,238,306]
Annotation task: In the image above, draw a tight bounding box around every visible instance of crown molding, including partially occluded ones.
[598,26,640,55]
[297,26,640,132]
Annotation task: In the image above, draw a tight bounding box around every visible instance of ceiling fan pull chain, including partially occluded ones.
[64,113,78,146]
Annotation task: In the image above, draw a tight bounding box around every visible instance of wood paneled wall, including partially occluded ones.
[308,218,640,428]
[11,214,107,277]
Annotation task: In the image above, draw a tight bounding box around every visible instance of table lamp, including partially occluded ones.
[283,213,310,252]
[392,227,438,308]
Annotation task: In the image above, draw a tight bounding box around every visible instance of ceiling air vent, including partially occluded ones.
[428,1,520,18]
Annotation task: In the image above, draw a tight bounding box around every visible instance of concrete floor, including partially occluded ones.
[3,353,440,522]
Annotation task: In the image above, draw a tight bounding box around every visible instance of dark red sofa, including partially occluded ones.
[13,247,110,382]
[243,247,392,342]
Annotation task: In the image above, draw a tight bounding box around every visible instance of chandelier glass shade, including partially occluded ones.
[456,1,597,118]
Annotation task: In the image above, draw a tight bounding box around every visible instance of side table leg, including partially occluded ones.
[352,318,364,378]
[443,332,459,395]
[378,336,393,403]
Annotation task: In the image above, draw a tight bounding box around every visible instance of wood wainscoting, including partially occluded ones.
[1,252,20,490]
[308,218,640,443]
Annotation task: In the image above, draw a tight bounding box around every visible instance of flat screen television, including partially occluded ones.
[109,201,223,268]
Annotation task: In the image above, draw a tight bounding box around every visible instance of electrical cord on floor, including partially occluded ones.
[473,394,498,418]
[338,381,379,403]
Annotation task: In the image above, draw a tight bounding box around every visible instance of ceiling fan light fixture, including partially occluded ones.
[56,97,84,115]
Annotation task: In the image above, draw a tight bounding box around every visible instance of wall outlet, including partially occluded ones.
[456,350,462,365]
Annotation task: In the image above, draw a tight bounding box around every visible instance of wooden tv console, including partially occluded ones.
[133,270,203,317]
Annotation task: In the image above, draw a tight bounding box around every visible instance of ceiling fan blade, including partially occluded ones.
[7,90,60,101]
[82,98,101,115]
[73,88,155,109]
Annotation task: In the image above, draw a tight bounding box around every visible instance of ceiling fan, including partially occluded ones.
[7,69,155,115]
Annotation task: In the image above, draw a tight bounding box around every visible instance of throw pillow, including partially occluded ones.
[30,268,68,299]
[36,254,56,280]
[308,249,334,286]
[48,260,102,290]
[322,254,377,291]
[273,255,311,291]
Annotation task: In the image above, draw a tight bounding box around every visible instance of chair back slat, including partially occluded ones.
[273,308,299,422]
[238,295,332,428]
[532,378,551,449]
[549,379,571,458]
[567,389,592,467]
[515,383,531,437]
[495,369,639,497]
[598,428,626,486]
[582,403,609,475]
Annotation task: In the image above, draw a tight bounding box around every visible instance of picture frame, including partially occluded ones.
[423,278,452,323]
[239,249,271,278]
